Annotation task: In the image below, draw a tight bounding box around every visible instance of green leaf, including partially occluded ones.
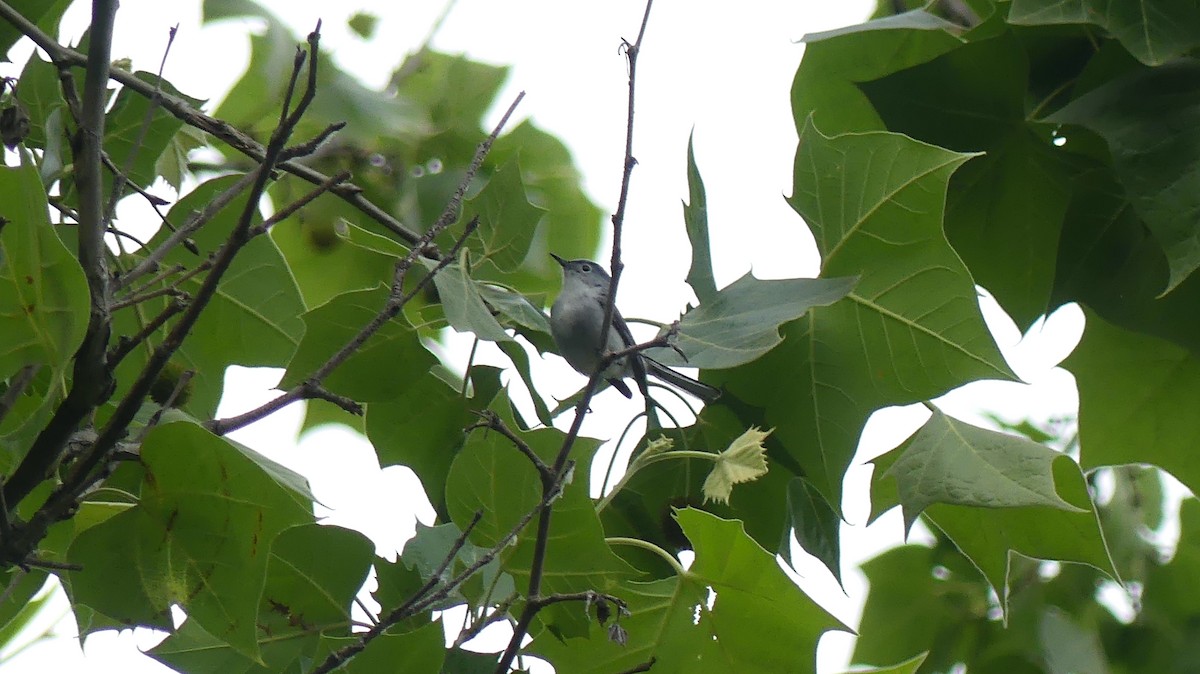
[206,0,427,144]
[854,28,1089,328]
[1009,0,1200,65]
[271,200,407,310]
[837,653,928,674]
[484,120,604,296]
[683,133,717,303]
[389,520,514,612]
[1098,466,1165,581]
[365,368,502,519]
[347,12,378,39]
[0,0,72,57]
[599,404,793,579]
[463,159,546,272]
[1051,167,1200,355]
[280,285,436,402]
[1141,499,1200,633]
[648,272,856,370]
[475,283,551,335]
[0,569,50,651]
[701,426,771,505]
[445,401,636,636]
[852,544,990,669]
[0,154,88,377]
[883,410,1084,533]
[112,175,305,417]
[782,476,842,585]
[1049,61,1200,293]
[259,524,374,634]
[441,648,498,674]
[793,10,964,135]
[720,119,1014,510]
[149,616,318,674]
[1065,309,1200,495]
[14,51,66,151]
[69,421,313,660]
[871,428,1115,614]
[427,258,512,343]
[1039,607,1111,674]
[496,340,552,426]
[531,509,846,674]
[317,621,446,674]
[913,458,1115,612]
[103,72,205,190]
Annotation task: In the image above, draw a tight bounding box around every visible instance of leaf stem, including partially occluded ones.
[606,537,686,576]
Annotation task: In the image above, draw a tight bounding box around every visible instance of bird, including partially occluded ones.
[549,253,719,402]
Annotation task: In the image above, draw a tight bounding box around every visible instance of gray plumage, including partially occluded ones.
[549,254,719,402]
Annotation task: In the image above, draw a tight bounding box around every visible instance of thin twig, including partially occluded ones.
[495,5,654,670]
[452,594,517,648]
[248,170,351,237]
[106,298,187,368]
[0,365,39,427]
[103,23,177,224]
[0,24,327,565]
[208,89,525,436]
[110,285,186,311]
[116,168,262,290]
[0,1,424,248]
[310,511,483,674]
[467,410,551,482]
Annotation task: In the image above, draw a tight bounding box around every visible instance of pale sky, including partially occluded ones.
[0,1,1099,672]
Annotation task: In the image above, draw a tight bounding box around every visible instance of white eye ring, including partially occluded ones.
[580,264,591,272]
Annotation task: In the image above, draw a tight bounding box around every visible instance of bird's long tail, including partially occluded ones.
[644,357,720,402]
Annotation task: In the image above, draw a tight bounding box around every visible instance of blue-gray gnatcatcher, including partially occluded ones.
[549,253,719,402]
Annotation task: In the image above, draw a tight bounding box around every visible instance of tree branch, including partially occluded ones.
[494,5,655,670]
[0,0,424,248]
[1,0,118,521]
[207,89,525,436]
[0,22,328,566]
[311,460,566,674]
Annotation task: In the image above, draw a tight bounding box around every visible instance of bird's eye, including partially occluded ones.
[581,264,591,272]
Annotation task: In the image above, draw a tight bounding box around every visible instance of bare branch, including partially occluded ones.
[116,169,261,291]
[496,5,654,670]
[0,1,424,248]
[0,23,329,565]
[208,89,525,436]
[467,410,551,482]
[1,0,119,523]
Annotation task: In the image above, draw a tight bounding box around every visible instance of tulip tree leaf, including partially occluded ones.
[884,409,1084,532]
[1049,61,1200,293]
[68,422,313,660]
[1009,0,1200,66]
[530,509,847,674]
[0,155,88,378]
[1065,308,1200,496]
[719,119,1015,511]
[683,132,718,303]
[280,285,436,402]
[649,272,856,370]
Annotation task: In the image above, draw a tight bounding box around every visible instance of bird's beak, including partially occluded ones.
[550,253,567,268]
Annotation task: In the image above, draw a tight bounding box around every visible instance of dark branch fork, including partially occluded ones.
[0,19,339,567]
